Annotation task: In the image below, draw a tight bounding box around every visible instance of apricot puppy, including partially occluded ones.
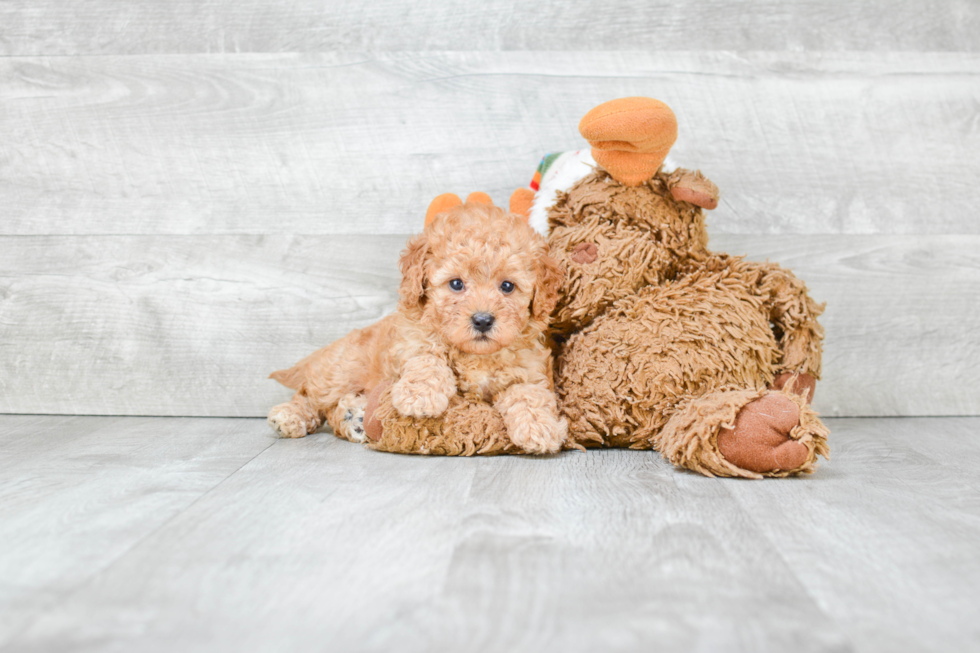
[267,201,568,454]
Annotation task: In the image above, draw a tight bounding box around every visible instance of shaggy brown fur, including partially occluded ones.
[367,381,516,456]
[546,167,827,476]
[547,170,709,336]
[267,202,567,454]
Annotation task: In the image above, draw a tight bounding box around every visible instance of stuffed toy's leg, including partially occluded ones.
[655,386,829,479]
[557,356,829,478]
[554,274,830,477]
[362,382,516,456]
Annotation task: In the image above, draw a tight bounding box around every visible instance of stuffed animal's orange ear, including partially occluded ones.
[465,191,493,206]
[509,188,534,221]
[425,193,462,228]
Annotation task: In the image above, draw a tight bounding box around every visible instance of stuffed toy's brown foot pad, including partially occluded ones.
[716,394,809,473]
[364,381,390,443]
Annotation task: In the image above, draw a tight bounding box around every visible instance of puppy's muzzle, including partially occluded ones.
[471,312,495,333]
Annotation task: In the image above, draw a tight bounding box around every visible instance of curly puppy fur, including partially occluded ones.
[267,202,568,454]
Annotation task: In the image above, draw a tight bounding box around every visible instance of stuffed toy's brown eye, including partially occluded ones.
[449,279,465,292]
[500,281,515,294]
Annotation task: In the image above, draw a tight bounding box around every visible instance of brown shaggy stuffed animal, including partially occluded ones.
[364,98,830,478]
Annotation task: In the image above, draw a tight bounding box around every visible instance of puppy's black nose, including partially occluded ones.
[471,312,495,333]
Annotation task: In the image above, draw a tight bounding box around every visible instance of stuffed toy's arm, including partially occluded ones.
[750,262,826,400]
[667,168,720,210]
[663,167,819,399]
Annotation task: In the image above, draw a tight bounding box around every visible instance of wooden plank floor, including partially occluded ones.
[2,415,978,652]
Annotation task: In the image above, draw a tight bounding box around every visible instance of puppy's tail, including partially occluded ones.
[269,365,306,391]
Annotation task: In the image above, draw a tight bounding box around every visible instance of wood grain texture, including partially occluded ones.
[1,1,978,55]
[726,416,980,652]
[1,233,977,417]
[2,52,978,236]
[0,415,274,649]
[722,234,980,418]
[0,234,404,416]
[2,414,979,652]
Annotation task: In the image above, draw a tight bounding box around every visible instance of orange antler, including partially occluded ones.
[424,193,463,228]
[579,97,678,186]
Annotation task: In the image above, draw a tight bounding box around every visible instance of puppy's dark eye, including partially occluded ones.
[500,280,515,294]
[449,278,465,292]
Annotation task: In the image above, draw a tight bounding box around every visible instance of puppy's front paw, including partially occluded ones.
[508,414,568,455]
[268,403,313,439]
[495,384,568,454]
[391,377,453,418]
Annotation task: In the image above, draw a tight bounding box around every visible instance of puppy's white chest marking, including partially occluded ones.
[477,378,494,403]
[458,369,495,403]
[451,346,536,404]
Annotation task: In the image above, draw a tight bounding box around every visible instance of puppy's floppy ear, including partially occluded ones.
[531,249,564,322]
[398,232,430,311]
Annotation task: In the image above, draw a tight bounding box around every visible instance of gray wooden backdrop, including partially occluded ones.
[1,2,978,418]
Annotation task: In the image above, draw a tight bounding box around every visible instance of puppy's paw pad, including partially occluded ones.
[341,403,367,443]
[268,407,309,439]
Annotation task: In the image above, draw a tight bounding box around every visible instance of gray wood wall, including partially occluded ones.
[1,3,978,418]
